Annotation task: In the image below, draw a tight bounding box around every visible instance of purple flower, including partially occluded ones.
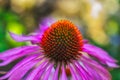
[0,19,118,80]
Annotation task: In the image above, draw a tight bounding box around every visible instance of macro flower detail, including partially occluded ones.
[41,20,83,63]
[0,19,118,80]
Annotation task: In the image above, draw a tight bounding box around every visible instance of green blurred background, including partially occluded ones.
[0,0,120,79]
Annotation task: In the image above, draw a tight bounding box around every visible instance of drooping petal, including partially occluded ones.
[83,44,118,68]
[106,61,119,68]
[0,55,21,66]
[38,18,55,35]
[8,60,39,80]
[80,55,112,80]
[0,54,41,80]
[74,61,93,80]
[39,24,49,35]
[42,63,54,80]
[0,46,39,57]
[69,64,79,80]
[74,61,91,80]
[53,64,60,80]
[26,60,49,80]
[9,32,40,43]
[0,46,40,66]
[60,64,68,80]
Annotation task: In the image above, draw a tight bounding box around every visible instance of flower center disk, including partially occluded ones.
[41,20,83,63]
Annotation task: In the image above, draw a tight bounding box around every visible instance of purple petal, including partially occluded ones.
[83,39,89,43]
[42,63,54,80]
[75,61,97,80]
[0,56,21,66]
[0,46,40,66]
[69,64,79,80]
[80,55,111,80]
[38,18,55,35]
[83,44,118,68]
[0,54,41,79]
[26,60,49,80]
[60,64,68,80]
[106,61,119,68]
[74,61,91,80]
[53,64,60,80]
[0,46,38,57]
[38,24,49,35]
[9,32,40,43]
[9,60,39,80]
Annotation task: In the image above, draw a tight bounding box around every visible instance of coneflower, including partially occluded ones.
[0,19,118,80]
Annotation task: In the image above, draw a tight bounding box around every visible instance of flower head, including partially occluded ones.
[0,19,118,80]
[41,20,83,63]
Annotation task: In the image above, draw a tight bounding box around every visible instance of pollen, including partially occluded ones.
[40,20,83,63]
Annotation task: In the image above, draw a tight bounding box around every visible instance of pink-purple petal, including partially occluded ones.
[74,61,90,80]
[42,63,54,80]
[8,60,39,80]
[0,56,20,66]
[81,55,111,80]
[60,64,68,80]
[9,32,40,43]
[83,44,118,67]
[69,64,79,80]
[26,60,49,80]
[0,46,39,57]
[0,46,40,66]
[53,64,60,80]
[38,24,49,35]
[0,54,40,79]
[38,18,55,35]
[106,61,119,68]
[83,39,89,43]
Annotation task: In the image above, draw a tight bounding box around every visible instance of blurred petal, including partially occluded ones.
[0,54,41,79]
[26,60,49,80]
[74,61,91,80]
[0,46,40,66]
[0,46,39,57]
[38,18,55,35]
[53,64,60,80]
[60,64,68,80]
[81,55,111,80]
[83,44,118,67]
[9,60,39,80]
[83,39,89,43]
[69,64,79,80]
[42,63,54,80]
[9,32,40,43]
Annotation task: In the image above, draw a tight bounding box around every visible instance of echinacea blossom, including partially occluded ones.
[0,19,118,80]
